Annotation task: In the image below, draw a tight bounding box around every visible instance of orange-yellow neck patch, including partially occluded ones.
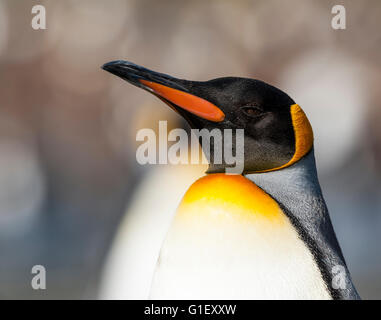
[177,173,286,224]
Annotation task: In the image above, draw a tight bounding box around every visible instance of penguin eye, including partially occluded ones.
[242,106,264,117]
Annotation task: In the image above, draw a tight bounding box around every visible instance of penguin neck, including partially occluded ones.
[245,149,324,213]
[245,149,360,300]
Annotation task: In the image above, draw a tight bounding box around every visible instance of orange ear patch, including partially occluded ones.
[140,79,225,122]
[289,103,314,165]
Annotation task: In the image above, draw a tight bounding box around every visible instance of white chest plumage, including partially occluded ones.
[150,173,331,300]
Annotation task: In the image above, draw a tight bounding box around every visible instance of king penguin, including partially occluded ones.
[102,60,360,300]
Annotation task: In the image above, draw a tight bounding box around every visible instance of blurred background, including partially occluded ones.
[0,0,380,299]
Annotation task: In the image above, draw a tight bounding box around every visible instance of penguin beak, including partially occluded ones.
[102,60,225,122]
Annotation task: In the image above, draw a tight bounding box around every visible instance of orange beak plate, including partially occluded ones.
[140,79,225,122]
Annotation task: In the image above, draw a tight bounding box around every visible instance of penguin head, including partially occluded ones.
[102,60,313,173]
